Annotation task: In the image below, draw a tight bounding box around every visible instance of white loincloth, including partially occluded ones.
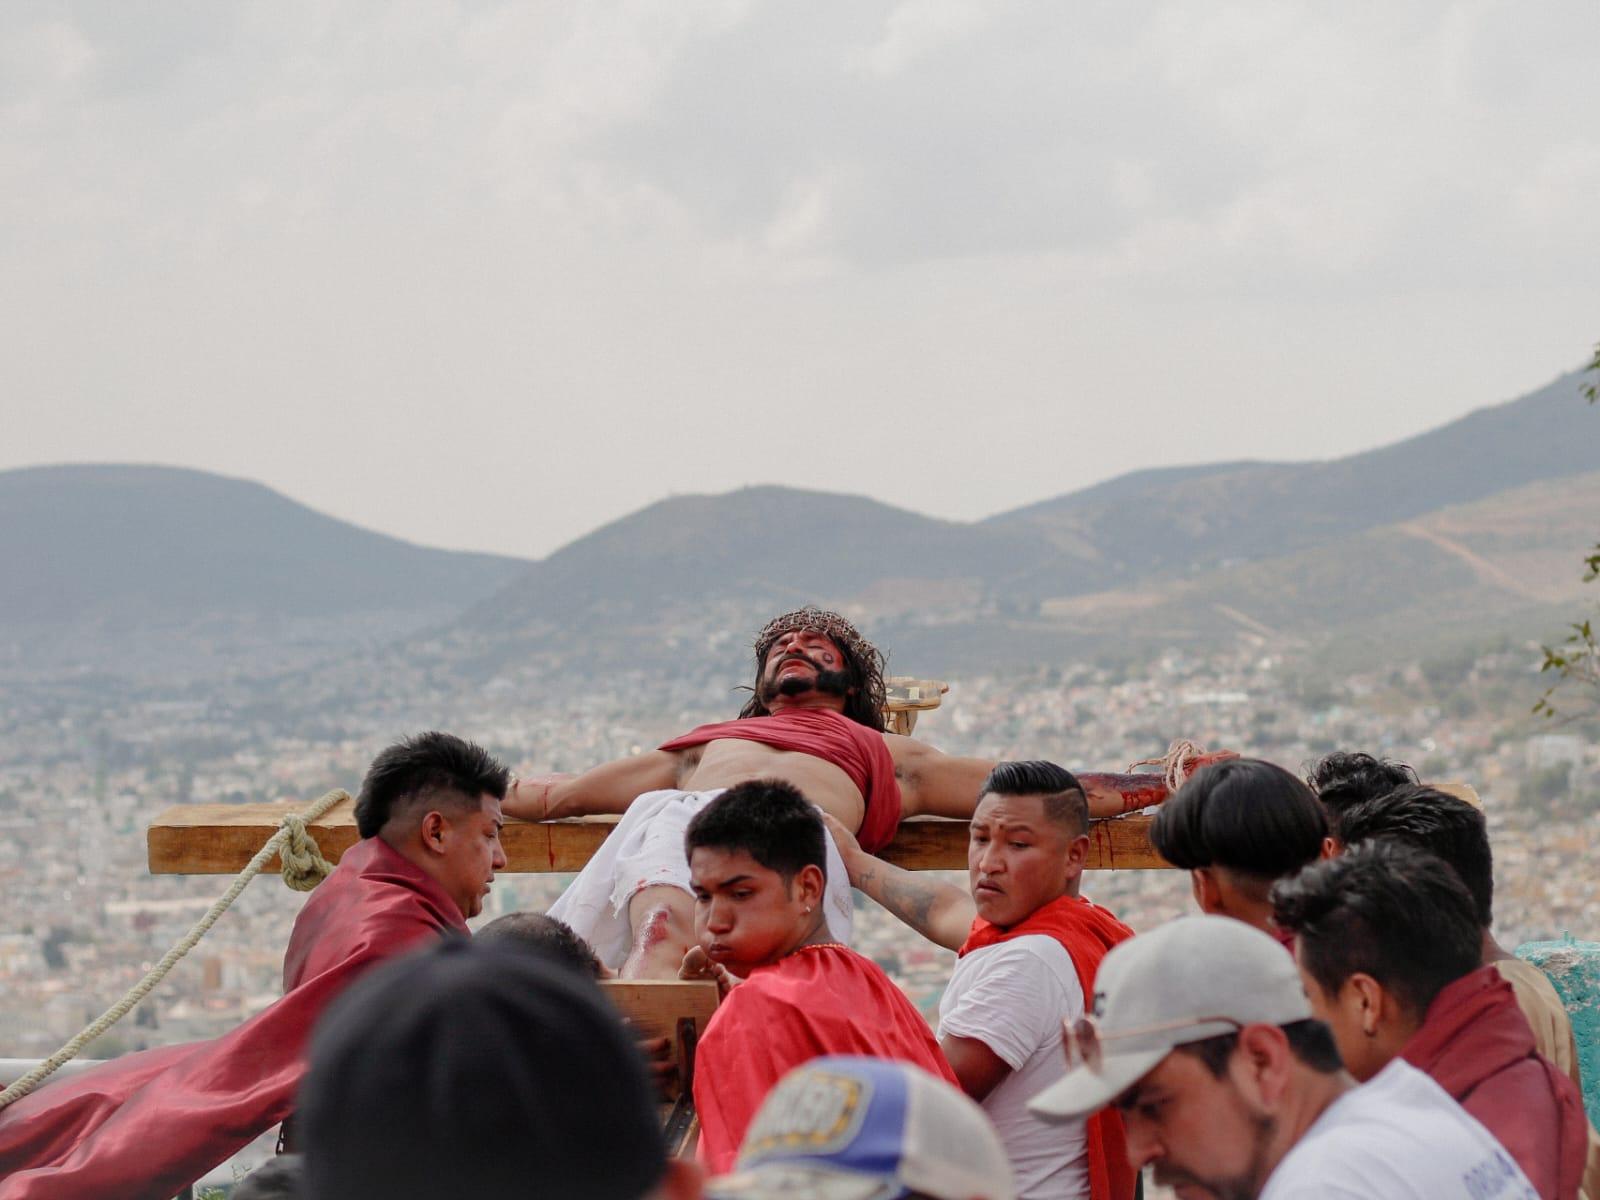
[546,788,855,970]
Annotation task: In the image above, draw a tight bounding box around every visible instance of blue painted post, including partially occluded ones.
[1516,933,1600,1128]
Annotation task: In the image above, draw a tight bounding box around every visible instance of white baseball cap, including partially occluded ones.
[708,1057,1016,1200]
[1028,915,1312,1121]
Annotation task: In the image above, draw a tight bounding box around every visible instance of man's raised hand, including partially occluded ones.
[819,810,868,886]
[679,944,738,999]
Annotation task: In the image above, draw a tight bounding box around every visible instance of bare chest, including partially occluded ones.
[677,740,867,830]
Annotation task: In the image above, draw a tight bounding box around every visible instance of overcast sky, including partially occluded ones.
[4,2,1598,560]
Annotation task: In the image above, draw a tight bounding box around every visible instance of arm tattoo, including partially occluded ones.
[879,869,940,935]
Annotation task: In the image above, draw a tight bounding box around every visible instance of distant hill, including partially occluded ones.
[465,367,1598,672]
[987,369,1596,596]
[7,366,1595,681]
[1028,470,1600,647]
[0,465,527,674]
[469,484,1041,632]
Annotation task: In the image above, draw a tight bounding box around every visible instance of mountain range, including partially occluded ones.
[3,367,1594,679]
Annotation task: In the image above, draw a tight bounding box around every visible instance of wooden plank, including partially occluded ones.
[599,979,720,1103]
[147,800,1168,874]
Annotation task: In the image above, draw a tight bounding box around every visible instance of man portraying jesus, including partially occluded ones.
[680,779,959,1172]
[505,607,1219,978]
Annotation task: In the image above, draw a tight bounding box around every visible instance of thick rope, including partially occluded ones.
[0,788,348,1111]
[1127,739,1209,794]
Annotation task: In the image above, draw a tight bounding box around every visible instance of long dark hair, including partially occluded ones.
[737,607,887,732]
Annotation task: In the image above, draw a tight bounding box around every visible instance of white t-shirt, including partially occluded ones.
[938,935,1088,1200]
[1261,1058,1539,1199]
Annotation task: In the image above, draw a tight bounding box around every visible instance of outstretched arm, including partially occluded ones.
[503,750,682,821]
[885,733,994,819]
[822,812,975,952]
[887,734,1240,819]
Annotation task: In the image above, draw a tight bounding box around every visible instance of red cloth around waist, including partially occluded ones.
[659,708,903,852]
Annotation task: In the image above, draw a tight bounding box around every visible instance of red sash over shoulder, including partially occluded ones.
[960,894,1138,1200]
[1402,966,1587,1200]
[0,838,465,1200]
[659,708,903,852]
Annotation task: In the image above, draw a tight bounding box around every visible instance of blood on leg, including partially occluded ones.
[621,885,697,980]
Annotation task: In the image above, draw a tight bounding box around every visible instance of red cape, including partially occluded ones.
[693,944,957,1172]
[959,894,1137,1200]
[0,837,465,1200]
[1401,966,1587,1200]
[660,709,902,853]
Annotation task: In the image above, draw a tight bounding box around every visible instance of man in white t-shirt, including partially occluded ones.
[1028,915,1539,1199]
[827,760,1136,1200]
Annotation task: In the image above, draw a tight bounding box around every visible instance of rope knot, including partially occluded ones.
[1127,739,1223,794]
[279,813,333,891]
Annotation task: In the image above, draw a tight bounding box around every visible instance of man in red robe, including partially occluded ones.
[828,760,1136,1200]
[510,606,1226,978]
[679,779,959,1173]
[0,731,510,1200]
[1273,840,1587,1199]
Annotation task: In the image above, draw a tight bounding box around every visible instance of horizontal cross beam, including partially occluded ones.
[146,798,1169,875]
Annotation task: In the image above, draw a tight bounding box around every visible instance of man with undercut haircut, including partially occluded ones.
[1273,841,1587,1200]
[508,607,1226,980]
[682,780,957,1172]
[0,732,510,1200]
[828,761,1135,1200]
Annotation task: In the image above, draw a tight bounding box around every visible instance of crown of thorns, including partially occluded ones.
[754,608,880,663]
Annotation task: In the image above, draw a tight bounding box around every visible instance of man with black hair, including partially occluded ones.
[298,937,703,1200]
[828,761,1135,1200]
[1304,750,1416,838]
[1336,784,1583,1088]
[1272,842,1585,1199]
[1028,915,1542,1199]
[1335,785,1600,1197]
[683,779,957,1172]
[0,732,511,1199]
[505,606,1228,979]
[477,911,608,978]
[1149,758,1326,945]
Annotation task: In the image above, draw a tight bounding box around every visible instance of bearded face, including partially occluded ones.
[741,607,887,731]
[756,630,854,706]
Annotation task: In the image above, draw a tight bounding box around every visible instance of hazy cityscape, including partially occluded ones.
[4,635,1594,1065]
